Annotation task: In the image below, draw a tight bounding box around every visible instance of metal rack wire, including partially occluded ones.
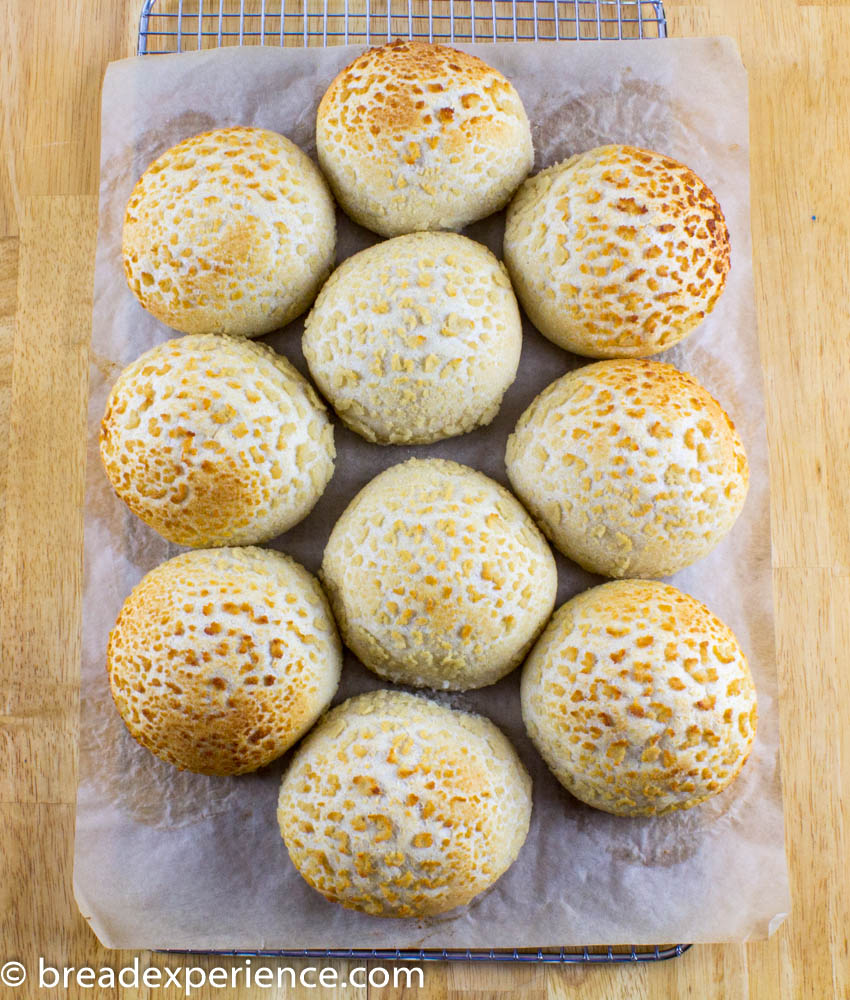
[178,944,692,963]
[138,0,667,53]
[135,0,684,966]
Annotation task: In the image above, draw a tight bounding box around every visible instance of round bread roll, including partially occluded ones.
[100,334,335,548]
[504,145,730,358]
[505,359,748,578]
[303,232,522,444]
[316,40,533,237]
[107,547,342,776]
[122,127,336,337]
[521,580,757,816]
[278,689,532,917]
[321,459,557,690]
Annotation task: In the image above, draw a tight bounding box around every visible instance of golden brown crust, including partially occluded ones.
[107,548,342,776]
[302,232,522,444]
[504,144,730,358]
[321,459,557,690]
[521,580,757,816]
[122,127,336,337]
[277,690,532,917]
[317,41,533,236]
[505,359,748,578]
[99,334,335,547]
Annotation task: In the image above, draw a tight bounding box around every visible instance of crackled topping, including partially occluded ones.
[107,547,342,776]
[303,233,521,444]
[506,359,748,578]
[504,144,730,358]
[321,459,557,690]
[100,334,334,548]
[521,580,757,816]
[278,690,532,916]
[123,127,336,336]
[317,41,533,236]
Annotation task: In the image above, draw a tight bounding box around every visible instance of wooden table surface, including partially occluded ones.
[2,0,848,997]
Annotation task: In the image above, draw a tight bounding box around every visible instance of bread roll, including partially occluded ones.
[321,459,557,690]
[521,580,757,816]
[303,232,522,444]
[504,145,730,358]
[122,127,336,337]
[278,689,532,916]
[107,548,342,776]
[316,40,533,236]
[505,359,748,578]
[100,334,335,548]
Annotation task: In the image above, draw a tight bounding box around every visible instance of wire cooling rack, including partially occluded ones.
[135,0,685,967]
[138,0,667,52]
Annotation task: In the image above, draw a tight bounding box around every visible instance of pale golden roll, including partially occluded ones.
[278,689,532,917]
[107,548,342,776]
[503,145,730,358]
[321,459,557,691]
[302,232,522,444]
[100,334,335,548]
[122,127,336,337]
[521,580,757,816]
[316,40,533,237]
[505,359,748,578]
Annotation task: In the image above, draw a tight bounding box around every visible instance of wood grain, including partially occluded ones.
[1,0,848,997]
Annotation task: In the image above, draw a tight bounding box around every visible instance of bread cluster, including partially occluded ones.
[278,690,532,917]
[101,40,758,924]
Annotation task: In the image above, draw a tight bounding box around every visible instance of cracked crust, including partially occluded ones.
[321,459,557,690]
[317,41,533,236]
[278,689,532,916]
[504,144,730,358]
[122,127,336,337]
[107,547,342,776]
[521,580,757,816]
[303,232,522,444]
[505,359,748,578]
[100,334,335,548]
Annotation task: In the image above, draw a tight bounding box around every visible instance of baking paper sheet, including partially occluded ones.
[75,37,789,948]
